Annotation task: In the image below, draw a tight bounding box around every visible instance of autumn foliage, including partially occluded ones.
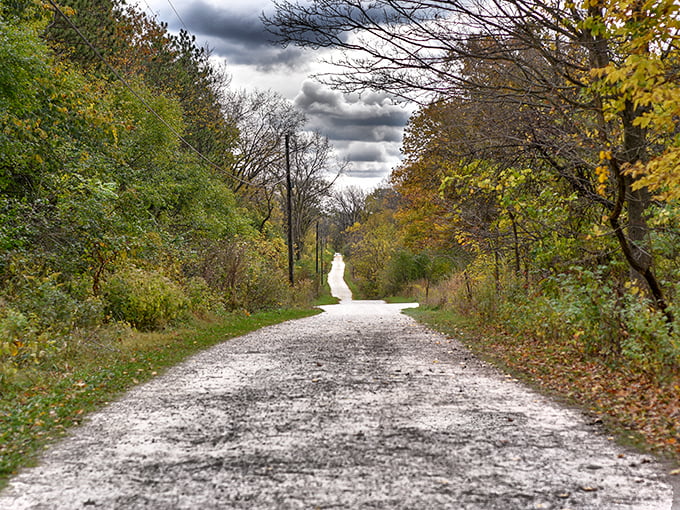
[297,0,680,458]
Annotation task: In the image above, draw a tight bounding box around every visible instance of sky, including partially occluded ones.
[136,0,413,189]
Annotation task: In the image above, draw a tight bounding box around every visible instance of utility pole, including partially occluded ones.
[315,221,319,275]
[315,220,320,294]
[285,134,294,285]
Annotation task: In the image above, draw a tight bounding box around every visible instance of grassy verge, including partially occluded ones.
[313,277,339,306]
[341,259,364,300]
[0,308,319,487]
[384,296,419,304]
[405,307,680,468]
[313,294,340,306]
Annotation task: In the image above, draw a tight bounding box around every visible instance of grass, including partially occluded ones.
[313,294,340,306]
[384,295,419,304]
[0,308,319,488]
[341,259,365,300]
[405,306,680,468]
[313,278,340,306]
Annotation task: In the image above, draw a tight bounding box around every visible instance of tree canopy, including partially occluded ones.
[0,0,336,376]
[269,0,680,319]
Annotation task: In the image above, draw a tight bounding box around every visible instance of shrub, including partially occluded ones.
[0,306,54,383]
[197,236,292,312]
[425,260,680,378]
[621,293,680,377]
[0,307,37,362]
[284,278,315,309]
[9,271,105,330]
[103,267,188,330]
[182,276,220,315]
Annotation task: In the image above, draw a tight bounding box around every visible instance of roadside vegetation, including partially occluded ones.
[0,0,338,482]
[0,309,318,488]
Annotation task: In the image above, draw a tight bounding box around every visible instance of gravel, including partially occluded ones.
[0,258,675,509]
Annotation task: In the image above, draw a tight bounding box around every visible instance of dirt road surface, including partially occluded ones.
[328,253,353,303]
[0,256,675,509]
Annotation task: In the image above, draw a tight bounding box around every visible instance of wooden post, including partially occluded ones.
[286,134,294,285]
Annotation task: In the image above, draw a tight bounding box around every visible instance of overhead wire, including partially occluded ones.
[140,0,157,17]
[46,0,283,190]
[165,0,190,33]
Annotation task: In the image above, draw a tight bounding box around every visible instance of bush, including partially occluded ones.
[0,307,38,362]
[8,270,105,330]
[0,305,56,383]
[182,276,220,315]
[285,278,315,309]
[621,293,680,376]
[197,236,292,312]
[103,267,188,330]
[425,259,680,378]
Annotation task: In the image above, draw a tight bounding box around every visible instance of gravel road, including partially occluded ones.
[0,256,675,509]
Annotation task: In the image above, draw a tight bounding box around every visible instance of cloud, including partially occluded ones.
[295,81,409,144]
[171,0,310,72]
[294,82,343,110]
[289,81,410,183]
[345,143,388,163]
[344,161,396,179]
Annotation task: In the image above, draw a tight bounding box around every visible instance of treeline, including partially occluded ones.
[303,0,680,379]
[0,0,334,380]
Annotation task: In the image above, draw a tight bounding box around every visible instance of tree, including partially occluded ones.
[265,0,680,319]
[343,188,404,296]
[44,0,123,70]
[330,185,367,232]
[326,185,368,250]
[225,89,305,190]
[287,132,342,258]
[224,89,305,229]
[45,0,238,171]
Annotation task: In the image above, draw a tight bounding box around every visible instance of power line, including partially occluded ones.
[46,0,280,190]
[166,0,190,33]
[140,0,156,17]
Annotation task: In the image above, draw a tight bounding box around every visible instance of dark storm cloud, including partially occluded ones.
[181,1,267,46]
[174,0,309,71]
[295,81,409,149]
[344,165,390,179]
[294,81,343,110]
[307,123,402,143]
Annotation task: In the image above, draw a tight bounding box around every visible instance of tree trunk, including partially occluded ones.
[608,157,673,323]
[585,8,672,323]
[508,209,521,276]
